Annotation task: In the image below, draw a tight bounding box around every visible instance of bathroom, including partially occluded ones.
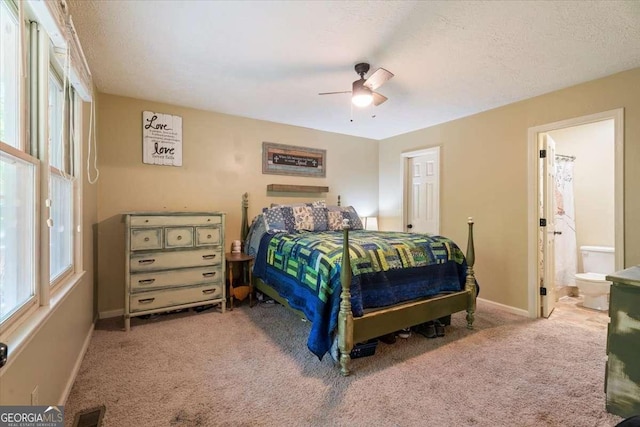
[547,119,616,312]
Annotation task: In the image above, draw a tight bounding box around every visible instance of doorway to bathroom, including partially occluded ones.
[527,109,624,319]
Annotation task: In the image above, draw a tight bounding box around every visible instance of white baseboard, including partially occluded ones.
[477,298,530,318]
[59,322,94,405]
[99,308,123,319]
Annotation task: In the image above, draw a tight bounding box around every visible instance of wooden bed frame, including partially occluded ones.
[241,194,476,376]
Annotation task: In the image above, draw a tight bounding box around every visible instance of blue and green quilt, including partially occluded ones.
[253,230,468,359]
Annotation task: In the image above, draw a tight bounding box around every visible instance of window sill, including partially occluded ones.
[0,271,87,375]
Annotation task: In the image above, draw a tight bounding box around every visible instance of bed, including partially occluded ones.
[242,194,477,376]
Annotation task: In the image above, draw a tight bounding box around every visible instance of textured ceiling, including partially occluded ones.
[68,0,640,140]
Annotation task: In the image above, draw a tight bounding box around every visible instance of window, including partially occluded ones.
[49,172,74,282]
[0,0,20,149]
[0,153,37,322]
[0,0,38,326]
[1,0,87,332]
[48,69,75,284]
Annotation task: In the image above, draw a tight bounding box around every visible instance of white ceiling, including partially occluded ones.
[68,0,640,140]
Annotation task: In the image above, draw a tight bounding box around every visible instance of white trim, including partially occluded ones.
[0,271,86,376]
[18,0,28,154]
[477,298,530,318]
[38,24,51,306]
[99,308,124,319]
[527,108,624,318]
[613,112,624,271]
[74,91,83,272]
[400,146,441,233]
[24,1,66,48]
[0,141,39,165]
[59,322,94,405]
[24,0,92,101]
[400,148,439,158]
[0,301,38,341]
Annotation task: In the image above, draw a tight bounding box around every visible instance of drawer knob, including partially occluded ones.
[145,219,149,223]
[144,237,150,242]
[202,288,216,295]
[203,272,216,278]
[177,235,183,240]
[138,259,156,265]
[138,297,155,304]
[207,234,212,239]
[138,278,156,284]
[202,254,216,260]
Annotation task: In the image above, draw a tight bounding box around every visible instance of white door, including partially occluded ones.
[406,147,440,234]
[540,134,557,318]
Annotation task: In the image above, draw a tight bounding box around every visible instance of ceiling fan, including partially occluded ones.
[319,63,394,108]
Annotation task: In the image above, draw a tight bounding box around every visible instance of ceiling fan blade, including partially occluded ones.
[363,68,394,91]
[318,91,352,95]
[372,92,388,106]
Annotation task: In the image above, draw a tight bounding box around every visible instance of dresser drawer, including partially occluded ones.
[196,226,221,246]
[130,248,222,272]
[165,227,194,248]
[124,211,226,330]
[129,284,222,313]
[130,215,222,227]
[130,266,222,291]
[130,228,163,251]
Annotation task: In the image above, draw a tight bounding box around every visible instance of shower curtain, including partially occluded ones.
[554,157,577,287]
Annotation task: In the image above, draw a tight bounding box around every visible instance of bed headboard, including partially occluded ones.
[241,192,249,243]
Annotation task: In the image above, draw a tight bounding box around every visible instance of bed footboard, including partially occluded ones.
[337,217,477,376]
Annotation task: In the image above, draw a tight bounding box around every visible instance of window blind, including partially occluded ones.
[26,0,93,101]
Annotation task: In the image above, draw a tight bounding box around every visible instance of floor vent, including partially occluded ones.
[72,405,105,427]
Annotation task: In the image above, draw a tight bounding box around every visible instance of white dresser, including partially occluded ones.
[124,212,226,330]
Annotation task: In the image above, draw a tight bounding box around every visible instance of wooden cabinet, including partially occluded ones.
[605,266,640,418]
[124,212,225,330]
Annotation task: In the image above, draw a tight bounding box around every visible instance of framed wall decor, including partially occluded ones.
[262,142,326,177]
[142,111,183,166]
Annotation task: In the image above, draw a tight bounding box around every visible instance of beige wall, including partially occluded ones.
[96,93,378,314]
[549,120,615,273]
[0,101,97,404]
[379,68,640,311]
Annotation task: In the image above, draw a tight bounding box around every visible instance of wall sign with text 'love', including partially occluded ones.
[142,111,183,166]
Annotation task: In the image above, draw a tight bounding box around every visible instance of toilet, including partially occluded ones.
[574,246,615,311]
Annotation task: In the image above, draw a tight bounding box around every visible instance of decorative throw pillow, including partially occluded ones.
[280,206,296,233]
[267,202,328,232]
[312,207,328,231]
[292,205,314,231]
[342,206,364,230]
[262,207,288,233]
[272,200,326,208]
[327,211,344,231]
[326,206,364,230]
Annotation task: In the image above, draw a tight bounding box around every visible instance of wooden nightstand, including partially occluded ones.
[226,252,254,310]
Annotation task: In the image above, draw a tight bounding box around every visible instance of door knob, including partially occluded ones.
[407,224,413,229]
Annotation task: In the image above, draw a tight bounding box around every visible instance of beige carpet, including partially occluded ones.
[65,300,623,426]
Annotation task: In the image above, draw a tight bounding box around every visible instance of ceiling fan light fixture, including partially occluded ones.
[319,63,393,110]
[351,79,373,107]
[352,92,373,107]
